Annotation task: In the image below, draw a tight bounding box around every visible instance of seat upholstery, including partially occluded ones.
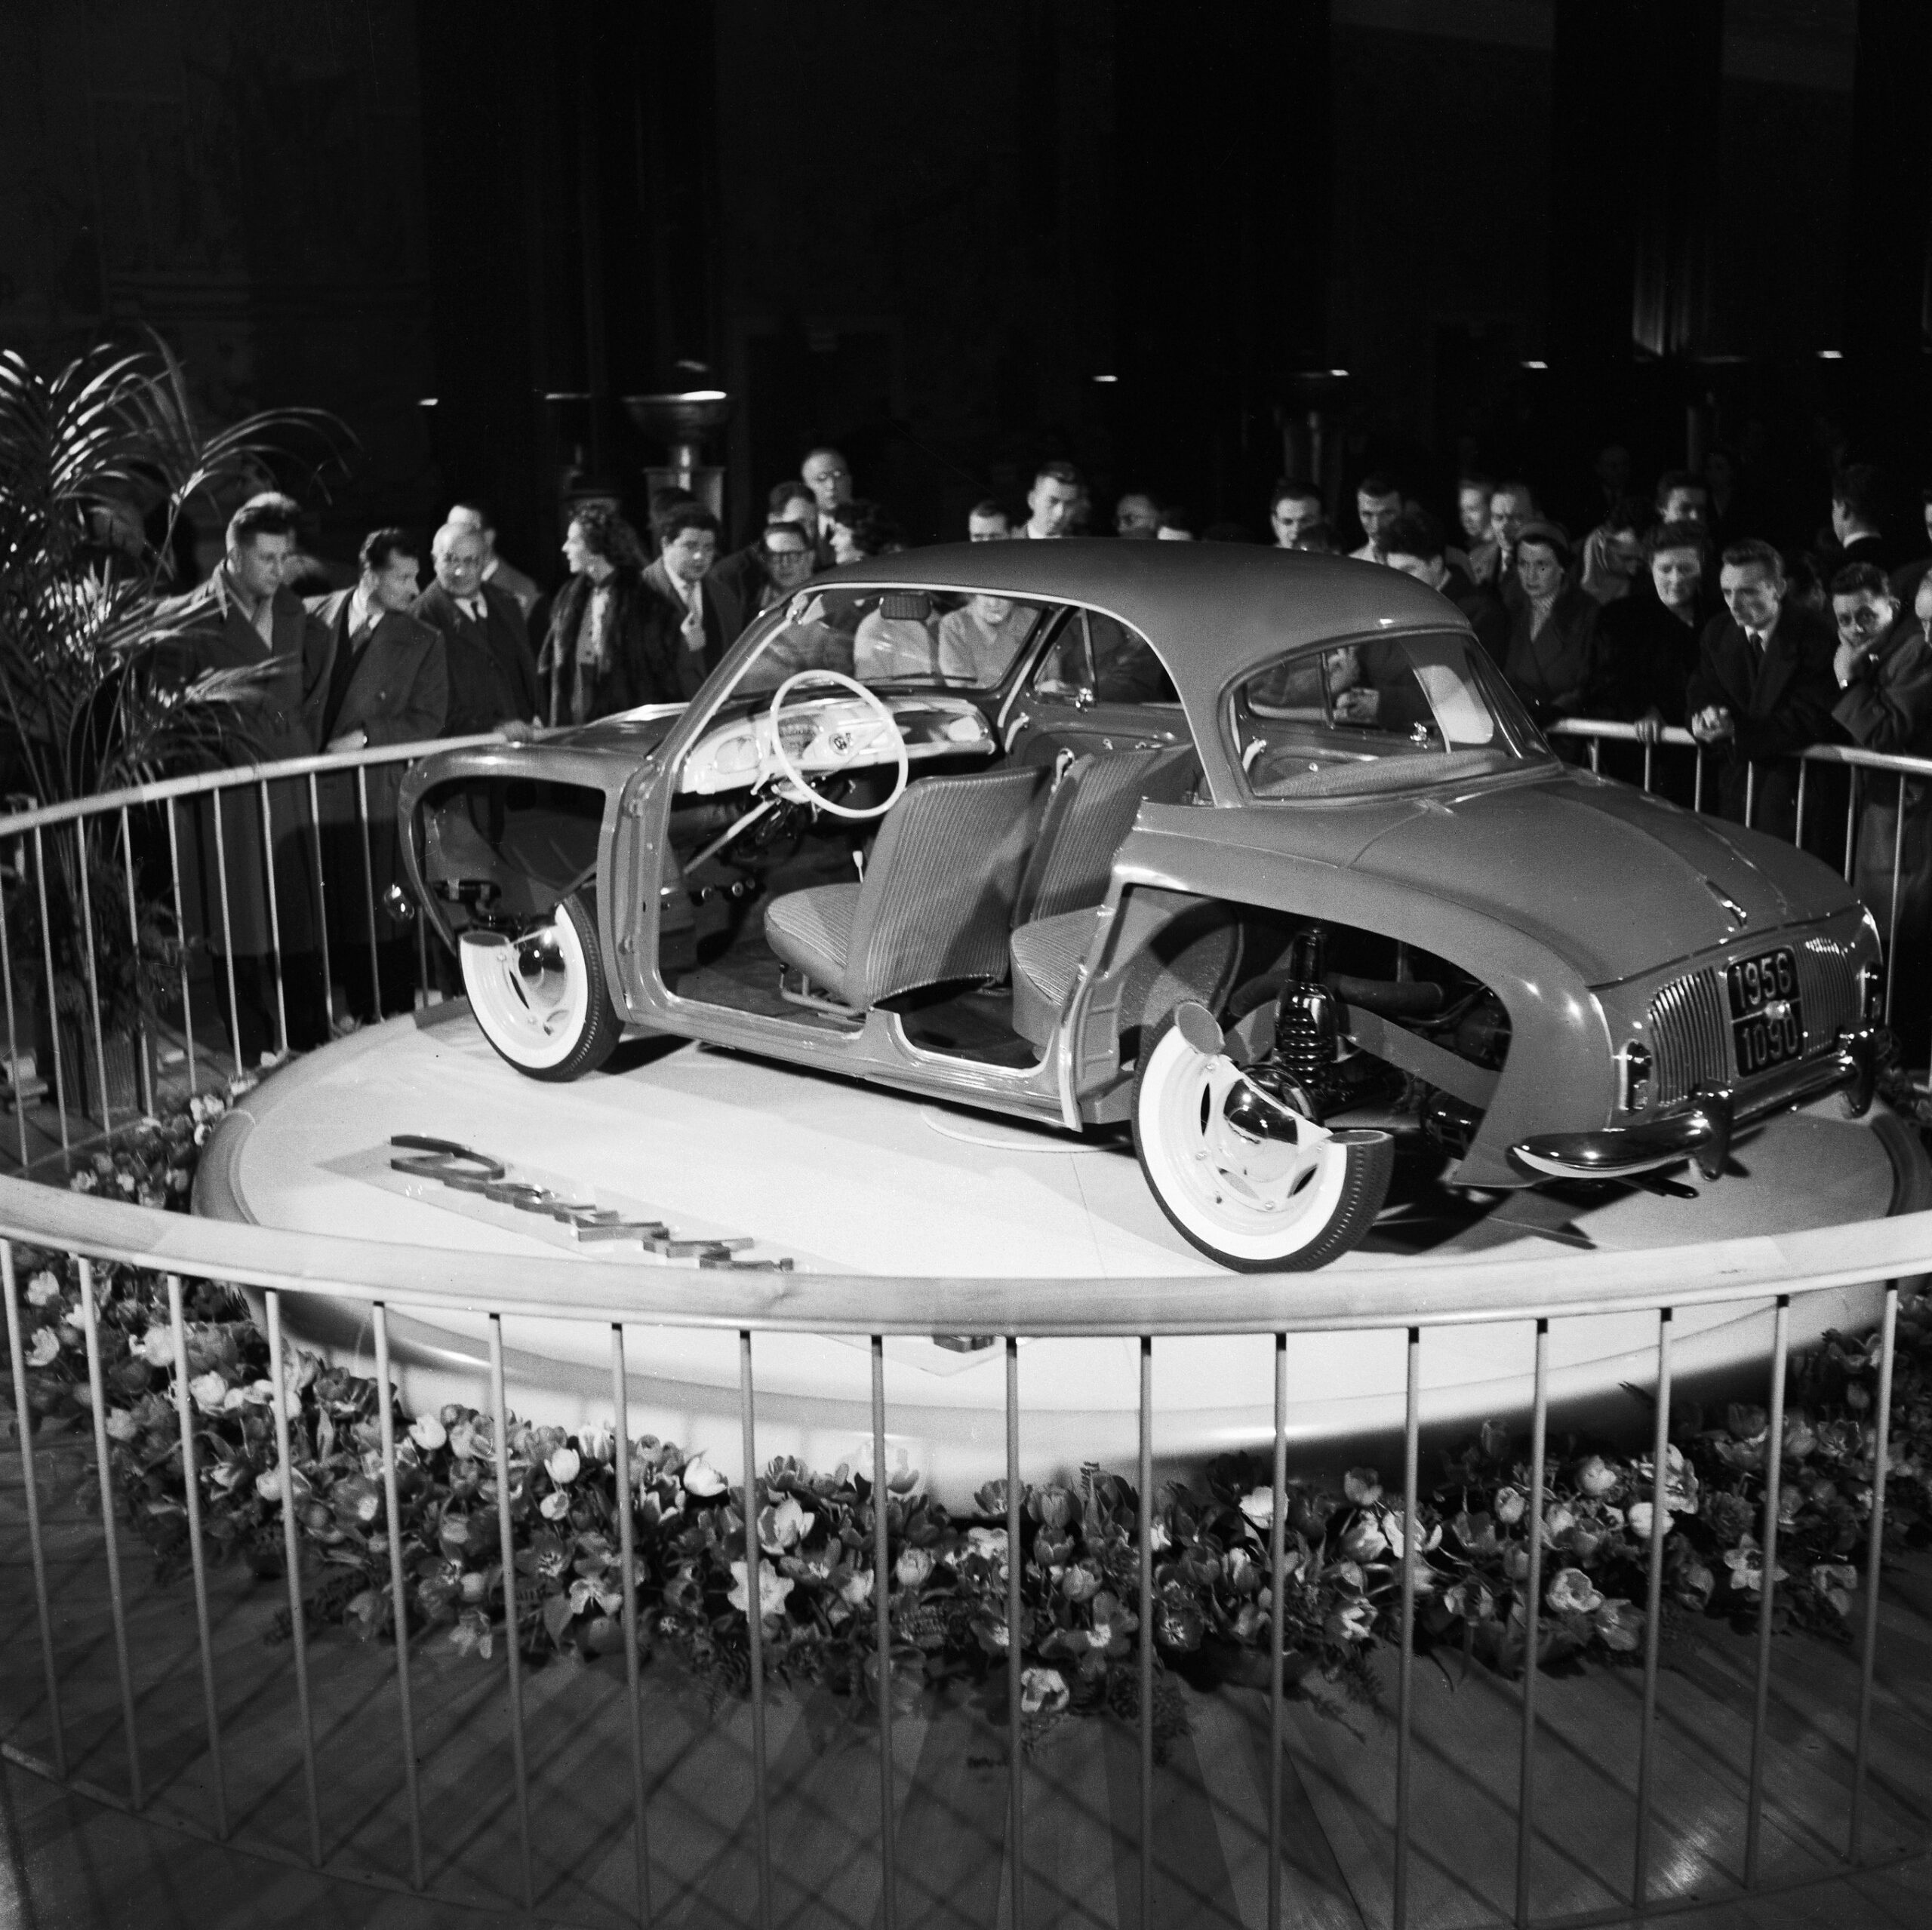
[1005,745,1201,1046]
[1010,906,1103,1048]
[1012,745,1198,928]
[764,766,1046,1010]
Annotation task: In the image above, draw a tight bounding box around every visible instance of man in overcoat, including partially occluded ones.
[155,492,330,1065]
[411,523,540,736]
[305,529,448,1022]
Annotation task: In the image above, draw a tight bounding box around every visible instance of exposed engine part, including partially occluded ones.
[1423,1089,1482,1154]
[1451,993,1512,1068]
[1228,927,1347,1124]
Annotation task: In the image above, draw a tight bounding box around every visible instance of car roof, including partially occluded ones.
[815,537,1471,687]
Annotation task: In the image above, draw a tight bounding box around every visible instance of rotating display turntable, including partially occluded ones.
[194,1005,1926,1497]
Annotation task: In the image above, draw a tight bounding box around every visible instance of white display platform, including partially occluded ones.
[194,1006,1922,1495]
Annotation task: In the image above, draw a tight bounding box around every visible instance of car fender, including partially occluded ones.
[1070,809,1616,1186]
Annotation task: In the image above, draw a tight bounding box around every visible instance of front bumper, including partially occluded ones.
[1511,1028,1880,1182]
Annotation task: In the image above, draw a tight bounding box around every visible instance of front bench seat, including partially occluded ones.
[1008,745,1200,1047]
[764,766,1046,1011]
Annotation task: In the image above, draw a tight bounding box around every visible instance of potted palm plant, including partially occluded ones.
[0,336,344,1127]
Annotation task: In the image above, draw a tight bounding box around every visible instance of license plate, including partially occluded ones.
[1727,946,1803,1077]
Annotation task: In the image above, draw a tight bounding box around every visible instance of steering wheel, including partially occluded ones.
[767,669,909,821]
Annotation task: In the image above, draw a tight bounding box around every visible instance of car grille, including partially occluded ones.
[1648,968,1730,1105]
[1645,935,1862,1107]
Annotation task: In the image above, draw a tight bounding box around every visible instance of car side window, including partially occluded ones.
[1029,608,1178,706]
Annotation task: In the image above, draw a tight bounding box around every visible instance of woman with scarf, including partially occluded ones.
[537,506,654,727]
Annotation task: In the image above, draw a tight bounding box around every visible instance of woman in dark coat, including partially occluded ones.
[1593,521,1716,799]
[537,506,657,727]
[1485,521,1605,740]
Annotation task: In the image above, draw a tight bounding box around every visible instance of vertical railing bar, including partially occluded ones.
[257,781,289,1059]
[871,1335,898,1930]
[1795,758,1809,847]
[2,1241,66,1777]
[1693,744,1706,816]
[1138,1333,1155,1930]
[78,1256,141,1807]
[1849,1284,1900,1863]
[1006,1333,1025,1930]
[1514,1317,1549,1927]
[739,1329,773,1930]
[73,827,115,1133]
[210,792,245,1078]
[166,1272,227,1837]
[1743,1295,1791,1889]
[1744,761,1757,831]
[0,856,29,1169]
[1632,1307,1674,1907]
[613,1323,651,1927]
[307,771,332,1038]
[265,1289,322,1864]
[1268,1332,1286,1930]
[1641,739,1654,794]
[370,1304,423,1889]
[165,801,199,1096]
[1885,774,1905,1026]
[1393,1326,1420,1930]
[490,1317,537,1910]
[357,767,380,1012]
[32,827,71,1154]
[1844,767,1859,884]
[118,807,155,1120]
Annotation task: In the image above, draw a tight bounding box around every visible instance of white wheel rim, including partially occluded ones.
[1137,1025,1352,1262]
[461,912,591,1071]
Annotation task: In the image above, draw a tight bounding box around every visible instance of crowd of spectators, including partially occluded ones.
[167,432,1932,1061]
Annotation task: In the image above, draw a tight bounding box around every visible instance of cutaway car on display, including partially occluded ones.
[396,541,1883,1272]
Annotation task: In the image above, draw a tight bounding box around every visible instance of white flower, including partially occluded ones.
[137,1326,176,1367]
[1238,1487,1275,1530]
[763,1494,812,1552]
[894,1546,934,1588]
[1626,1501,1668,1541]
[257,1467,285,1504]
[449,1420,487,1462]
[1546,1567,1603,1615]
[242,1380,276,1406]
[838,1569,875,1609]
[546,1446,581,1486]
[1492,1486,1526,1525]
[681,1454,728,1498]
[105,1408,140,1443]
[408,1415,447,1452]
[540,1490,572,1521]
[26,1329,59,1368]
[1575,1455,1617,1497]
[576,1423,612,1464]
[1020,1667,1069,1716]
[26,1271,60,1308]
[728,1560,794,1622]
[189,1372,229,1414]
[967,1526,1008,1558]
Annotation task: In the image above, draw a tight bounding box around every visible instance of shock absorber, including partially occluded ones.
[1235,928,1344,1124]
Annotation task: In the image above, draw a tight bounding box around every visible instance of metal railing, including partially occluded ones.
[0,735,499,1176]
[3,1182,1930,1927]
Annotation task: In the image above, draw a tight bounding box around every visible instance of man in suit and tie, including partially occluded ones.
[801,447,854,567]
[445,501,543,620]
[637,503,743,702]
[411,521,540,736]
[1687,539,1843,852]
[305,530,449,1023]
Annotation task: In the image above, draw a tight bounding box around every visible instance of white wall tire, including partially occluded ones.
[1132,1013,1393,1271]
[460,891,621,1082]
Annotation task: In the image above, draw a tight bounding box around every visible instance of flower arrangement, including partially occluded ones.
[8,1077,1930,1742]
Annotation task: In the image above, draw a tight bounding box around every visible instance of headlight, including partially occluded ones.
[1619,1041,1653,1113]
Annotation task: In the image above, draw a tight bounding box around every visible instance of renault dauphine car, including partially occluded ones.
[397,540,1881,1271]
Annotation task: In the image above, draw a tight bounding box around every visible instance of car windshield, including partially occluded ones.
[731,585,1048,698]
[1230,628,1551,798]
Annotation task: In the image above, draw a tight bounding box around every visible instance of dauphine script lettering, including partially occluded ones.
[388,1136,792,1271]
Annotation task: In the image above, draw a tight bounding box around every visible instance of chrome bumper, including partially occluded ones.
[1512,1028,1879,1183]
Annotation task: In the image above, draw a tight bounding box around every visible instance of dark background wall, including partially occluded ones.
[2,0,1921,586]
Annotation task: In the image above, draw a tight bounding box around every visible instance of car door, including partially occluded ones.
[999,606,1190,770]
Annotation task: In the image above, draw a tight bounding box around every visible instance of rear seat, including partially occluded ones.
[1007,745,1198,1047]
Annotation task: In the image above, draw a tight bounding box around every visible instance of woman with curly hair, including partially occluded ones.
[538,504,655,725]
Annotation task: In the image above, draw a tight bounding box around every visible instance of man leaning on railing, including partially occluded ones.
[1831,562,1932,1060]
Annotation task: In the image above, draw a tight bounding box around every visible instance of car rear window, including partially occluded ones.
[1230,629,1549,798]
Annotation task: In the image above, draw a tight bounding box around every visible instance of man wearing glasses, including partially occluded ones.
[801,447,854,567]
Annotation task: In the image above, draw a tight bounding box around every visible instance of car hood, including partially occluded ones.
[1332,771,1858,983]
